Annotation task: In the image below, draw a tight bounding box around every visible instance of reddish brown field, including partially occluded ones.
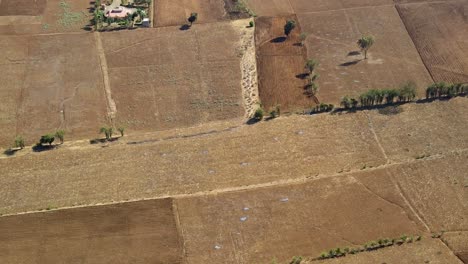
[0,0,91,35]
[0,33,108,148]
[397,0,468,83]
[0,0,47,16]
[101,22,246,132]
[0,199,183,263]
[297,5,433,104]
[153,0,227,27]
[255,15,315,112]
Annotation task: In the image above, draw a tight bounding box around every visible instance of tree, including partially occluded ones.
[357,35,375,59]
[305,59,319,75]
[284,20,296,37]
[269,105,281,118]
[118,127,125,137]
[100,127,113,140]
[188,12,198,26]
[55,130,65,144]
[341,96,351,109]
[14,136,25,149]
[299,32,307,46]
[398,81,417,102]
[40,134,55,146]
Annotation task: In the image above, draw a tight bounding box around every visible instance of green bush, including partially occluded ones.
[253,107,264,121]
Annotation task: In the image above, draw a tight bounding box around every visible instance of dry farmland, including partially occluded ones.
[101,20,251,132]
[0,33,108,147]
[397,0,468,83]
[0,0,467,262]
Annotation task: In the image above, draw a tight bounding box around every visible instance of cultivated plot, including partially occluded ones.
[0,0,47,16]
[297,5,433,104]
[101,21,246,132]
[397,0,468,83]
[0,199,183,263]
[255,15,314,112]
[0,33,108,147]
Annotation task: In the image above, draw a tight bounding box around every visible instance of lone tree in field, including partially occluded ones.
[305,59,319,75]
[357,35,375,59]
[188,12,198,26]
[55,130,65,144]
[100,127,113,140]
[284,20,296,38]
[14,136,25,149]
[40,134,55,146]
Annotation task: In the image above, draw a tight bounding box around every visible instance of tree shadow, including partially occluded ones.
[295,73,309,79]
[3,148,20,156]
[339,60,361,67]
[347,51,361,56]
[246,118,261,125]
[270,36,286,43]
[179,24,191,31]
[32,144,56,152]
[293,42,303,46]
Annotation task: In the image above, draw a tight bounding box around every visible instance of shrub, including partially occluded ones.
[249,21,254,27]
[100,127,114,140]
[14,136,25,149]
[188,12,198,26]
[284,20,296,37]
[118,127,125,137]
[269,105,281,118]
[253,107,264,121]
[290,256,302,264]
[55,130,65,144]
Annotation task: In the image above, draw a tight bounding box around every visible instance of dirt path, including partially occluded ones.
[94,32,117,120]
[232,19,259,118]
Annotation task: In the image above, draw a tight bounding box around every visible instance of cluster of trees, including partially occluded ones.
[38,130,65,146]
[93,0,148,30]
[100,126,125,141]
[304,59,320,96]
[310,103,334,114]
[340,82,417,109]
[426,82,467,99]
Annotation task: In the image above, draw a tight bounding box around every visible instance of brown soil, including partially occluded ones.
[443,232,468,263]
[0,33,108,148]
[0,199,183,263]
[255,15,315,112]
[396,0,468,83]
[297,5,433,104]
[304,238,463,264]
[100,21,246,132]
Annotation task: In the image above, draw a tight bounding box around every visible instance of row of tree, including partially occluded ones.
[426,82,467,99]
[340,82,417,109]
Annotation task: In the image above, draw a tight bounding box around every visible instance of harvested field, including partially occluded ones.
[1,99,467,215]
[297,5,433,104]
[0,0,47,16]
[397,1,468,83]
[0,33,108,148]
[0,0,91,35]
[0,199,183,263]
[304,238,462,264]
[153,0,227,27]
[255,15,315,112]
[176,175,423,263]
[101,21,249,131]
[244,0,294,16]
